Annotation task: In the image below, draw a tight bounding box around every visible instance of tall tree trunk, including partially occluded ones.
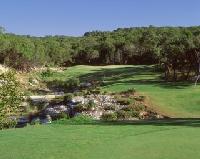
[173,68,176,81]
[194,50,200,86]
[164,63,170,81]
[186,63,192,80]
[195,62,200,86]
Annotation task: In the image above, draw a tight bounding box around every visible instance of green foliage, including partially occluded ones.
[35,65,200,117]
[73,104,86,112]
[54,114,93,125]
[41,67,53,78]
[64,93,73,102]
[0,26,6,34]
[133,104,146,112]
[55,112,69,120]
[134,96,146,102]
[0,71,23,129]
[70,114,93,123]
[36,101,47,111]
[120,105,140,118]
[89,87,101,94]
[30,118,40,125]
[73,91,84,96]
[64,77,80,90]
[116,110,132,119]
[104,105,116,111]
[73,101,96,112]
[121,105,136,111]
[2,48,32,71]
[116,97,132,105]
[69,77,80,88]
[101,112,117,121]
[121,88,136,95]
[129,110,140,118]
[1,26,200,80]
[86,100,96,110]
[46,77,80,92]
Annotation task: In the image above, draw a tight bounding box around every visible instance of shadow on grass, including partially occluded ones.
[78,65,193,89]
[59,118,200,127]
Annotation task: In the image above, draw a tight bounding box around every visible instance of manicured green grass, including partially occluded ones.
[42,65,200,117]
[2,65,200,159]
[1,120,200,159]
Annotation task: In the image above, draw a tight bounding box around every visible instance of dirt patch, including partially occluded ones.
[134,92,171,118]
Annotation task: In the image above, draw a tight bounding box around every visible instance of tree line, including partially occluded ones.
[1,26,200,80]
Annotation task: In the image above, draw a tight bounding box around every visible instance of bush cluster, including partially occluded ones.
[116,97,132,105]
[64,93,74,102]
[73,100,96,112]
[101,112,117,121]
[0,72,23,129]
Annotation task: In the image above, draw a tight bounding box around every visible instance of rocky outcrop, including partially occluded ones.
[44,105,68,118]
[21,91,165,126]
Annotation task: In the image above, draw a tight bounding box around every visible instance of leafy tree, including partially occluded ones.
[1,26,200,81]
[0,26,5,34]
[0,72,23,129]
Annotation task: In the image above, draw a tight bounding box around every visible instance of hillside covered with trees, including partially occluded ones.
[1,26,200,80]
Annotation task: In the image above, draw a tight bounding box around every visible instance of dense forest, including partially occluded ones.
[1,26,200,81]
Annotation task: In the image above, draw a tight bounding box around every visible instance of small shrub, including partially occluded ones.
[104,105,116,111]
[64,93,73,102]
[86,100,96,110]
[116,98,132,105]
[0,71,24,129]
[101,112,117,121]
[90,87,101,94]
[116,110,132,119]
[62,78,80,91]
[46,80,65,90]
[134,96,146,101]
[121,104,146,112]
[102,91,108,95]
[3,48,32,72]
[134,104,146,111]
[120,88,136,95]
[54,112,69,120]
[67,78,80,89]
[30,118,40,125]
[126,88,136,94]
[0,118,17,129]
[41,67,53,78]
[55,80,65,87]
[81,90,88,96]
[73,114,93,122]
[28,77,34,83]
[74,91,84,96]
[73,104,86,112]
[129,110,140,118]
[117,110,139,118]
[54,114,93,125]
[121,105,137,111]
[121,105,135,111]
[36,101,48,111]
[154,64,164,72]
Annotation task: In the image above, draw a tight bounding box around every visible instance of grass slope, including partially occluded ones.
[0,121,200,159]
[42,65,200,117]
[1,65,200,159]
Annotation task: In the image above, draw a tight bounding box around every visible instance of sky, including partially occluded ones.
[0,0,200,36]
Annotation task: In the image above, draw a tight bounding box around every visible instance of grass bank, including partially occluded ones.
[40,65,200,117]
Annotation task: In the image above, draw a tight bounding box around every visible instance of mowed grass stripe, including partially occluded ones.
[0,124,200,159]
